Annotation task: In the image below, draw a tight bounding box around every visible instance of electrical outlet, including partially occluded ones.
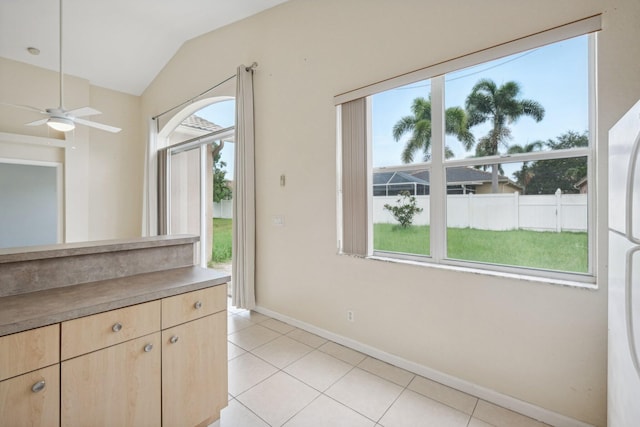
[347,310,355,322]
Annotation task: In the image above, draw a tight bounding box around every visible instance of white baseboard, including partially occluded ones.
[254,305,594,427]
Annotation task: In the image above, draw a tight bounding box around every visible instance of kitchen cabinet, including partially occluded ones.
[0,235,229,426]
[0,324,60,427]
[58,287,226,427]
[161,286,228,427]
[61,333,161,427]
[0,365,60,427]
[60,301,161,427]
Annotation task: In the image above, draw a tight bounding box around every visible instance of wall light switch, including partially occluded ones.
[272,215,285,226]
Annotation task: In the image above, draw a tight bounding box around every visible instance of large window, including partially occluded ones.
[338,17,598,284]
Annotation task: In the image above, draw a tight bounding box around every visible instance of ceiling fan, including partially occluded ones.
[2,0,121,133]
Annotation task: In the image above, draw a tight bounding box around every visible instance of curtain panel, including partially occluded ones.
[231,65,257,310]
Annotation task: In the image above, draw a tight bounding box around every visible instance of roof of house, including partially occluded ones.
[181,115,225,133]
[374,166,521,189]
[373,171,429,186]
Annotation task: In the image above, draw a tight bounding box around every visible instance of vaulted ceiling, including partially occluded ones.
[0,0,288,95]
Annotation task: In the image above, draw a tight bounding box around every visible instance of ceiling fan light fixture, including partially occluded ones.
[47,117,75,132]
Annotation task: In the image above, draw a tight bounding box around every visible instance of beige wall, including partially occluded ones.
[3,0,635,424]
[0,57,143,243]
[141,1,640,425]
[86,85,143,241]
[0,0,634,425]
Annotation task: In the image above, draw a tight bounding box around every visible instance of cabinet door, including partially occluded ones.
[0,364,60,427]
[162,311,227,427]
[0,324,59,381]
[61,333,161,427]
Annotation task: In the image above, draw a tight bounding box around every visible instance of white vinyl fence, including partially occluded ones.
[213,200,233,219]
[374,190,587,232]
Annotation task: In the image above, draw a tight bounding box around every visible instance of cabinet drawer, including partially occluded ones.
[162,285,226,329]
[0,324,59,381]
[0,364,60,427]
[62,300,160,360]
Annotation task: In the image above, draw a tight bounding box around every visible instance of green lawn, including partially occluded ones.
[374,223,588,273]
[210,218,232,264]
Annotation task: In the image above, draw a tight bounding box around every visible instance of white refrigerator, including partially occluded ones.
[608,99,640,426]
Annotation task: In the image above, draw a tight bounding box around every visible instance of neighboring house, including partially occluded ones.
[373,166,522,196]
[575,176,588,193]
[168,114,226,145]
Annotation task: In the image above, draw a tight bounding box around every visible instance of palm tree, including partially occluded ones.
[465,79,545,192]
[392,97,474,163]
[507,140,543,194]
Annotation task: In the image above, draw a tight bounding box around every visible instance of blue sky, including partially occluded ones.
[194,35,589,182]
[371,35,589,176]
[199,99,236,177]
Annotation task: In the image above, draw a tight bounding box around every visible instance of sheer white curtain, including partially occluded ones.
[232,65,256,310]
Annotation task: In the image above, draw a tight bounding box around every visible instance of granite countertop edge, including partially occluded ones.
[0,266,231,337]
[0,234,200,264]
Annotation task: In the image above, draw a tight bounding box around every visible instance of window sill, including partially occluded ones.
[367,253,598,290]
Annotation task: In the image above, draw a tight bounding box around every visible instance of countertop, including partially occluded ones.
[0,234,199,264]
[0,266,230,337]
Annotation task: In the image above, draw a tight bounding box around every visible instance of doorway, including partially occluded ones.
[160,98,236,285]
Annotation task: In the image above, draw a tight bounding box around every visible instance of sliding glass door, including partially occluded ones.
[168,145,210,265]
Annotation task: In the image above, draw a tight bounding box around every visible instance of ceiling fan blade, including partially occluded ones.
[1,102,47,115]
[75,118,122,133]
[25,119,49,126]
[66,106,102,117]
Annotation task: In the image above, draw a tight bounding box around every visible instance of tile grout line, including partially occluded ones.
[230,307,418,426]
[227,306,516,427]
[244,326,381,426]
[229,396,275,427]
[372,371,415,426]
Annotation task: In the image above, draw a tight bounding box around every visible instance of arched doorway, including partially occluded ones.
[158,97,235,272]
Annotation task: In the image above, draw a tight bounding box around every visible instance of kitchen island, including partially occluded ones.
[0,235,229,427]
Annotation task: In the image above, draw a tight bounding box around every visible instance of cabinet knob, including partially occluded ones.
[170,335,179,344]
[144,343,153,352]
[194,301,203,310]
[31,380,46,393]
[112,323,123,332]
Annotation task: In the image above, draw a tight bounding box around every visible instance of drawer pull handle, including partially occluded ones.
[112,323,123,332]
[31,380,46,393]
[144,343,153,352]
[194,301,203,310]
[170,335,179,344]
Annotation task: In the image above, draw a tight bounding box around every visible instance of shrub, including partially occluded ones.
[383,191,423,228]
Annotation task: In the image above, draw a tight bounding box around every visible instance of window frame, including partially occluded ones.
[337,16,600,286]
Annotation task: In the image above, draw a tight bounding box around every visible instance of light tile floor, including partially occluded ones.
[220,299,551,427]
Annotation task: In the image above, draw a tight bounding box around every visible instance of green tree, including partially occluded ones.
[212,142,232,202]
[524,131,588,194]
[393,97,474,163]
[507,140,543,194]
[465,79,545,192]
